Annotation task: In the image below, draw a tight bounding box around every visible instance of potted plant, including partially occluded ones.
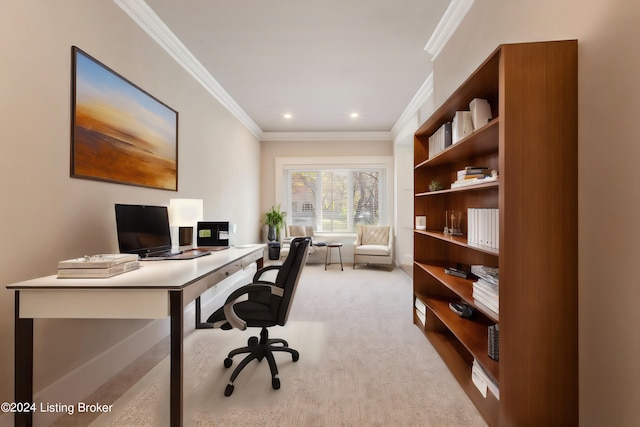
[264,204,286,241]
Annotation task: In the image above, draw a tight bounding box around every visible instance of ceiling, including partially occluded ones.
[128,0,454,136]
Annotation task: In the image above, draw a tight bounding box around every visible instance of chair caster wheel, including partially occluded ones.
[292,353,299,362]
[248,336,258,346]
[224,358,233,368]
[224,384,234,396]
[272,377,280,390]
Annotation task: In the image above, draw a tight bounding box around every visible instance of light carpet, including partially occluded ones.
[77,264,487,426]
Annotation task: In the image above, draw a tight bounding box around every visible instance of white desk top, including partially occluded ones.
[7,245,265,290]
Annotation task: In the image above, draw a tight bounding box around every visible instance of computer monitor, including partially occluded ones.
[115,204,173,256]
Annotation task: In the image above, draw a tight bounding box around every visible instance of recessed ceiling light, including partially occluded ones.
[283,113,292,119]
[350,113,359,118]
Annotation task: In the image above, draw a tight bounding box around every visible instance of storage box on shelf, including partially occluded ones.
[413,40,578,426]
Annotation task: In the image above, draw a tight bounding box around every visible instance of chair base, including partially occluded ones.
[223,327,299,396]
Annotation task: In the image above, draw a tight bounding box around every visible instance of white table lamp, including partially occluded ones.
[169,199,203,247]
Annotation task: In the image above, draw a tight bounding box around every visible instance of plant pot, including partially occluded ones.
[267,226,277,242]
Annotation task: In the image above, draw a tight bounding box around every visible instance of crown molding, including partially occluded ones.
[113,0,263,139]
[260,131,392,142]
[390,73,433,139]
[424,0,474,61]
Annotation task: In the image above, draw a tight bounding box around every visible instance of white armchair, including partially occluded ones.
[353,225,393,269]
[280,225,326,264]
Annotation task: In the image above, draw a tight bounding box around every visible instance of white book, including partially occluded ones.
[416,310,426,327]
[469,98,492,130]
[474,278,499,294]
[58,253,138,269]
[473,286,499,307]
[57,260,140,278]
[452,111,473,143]
[472,360,499,400]
[469,208,478,245]
[414,297,427,315]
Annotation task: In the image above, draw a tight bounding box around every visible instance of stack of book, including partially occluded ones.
[451,166,496,189]
[57,254,139,279]
[428,122,452,158]
[471,359,499,400]
[467,208,499,250]
[471,265,499,317]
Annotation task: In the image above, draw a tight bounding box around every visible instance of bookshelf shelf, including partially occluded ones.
[415,180,499,197]
[413,40,578,426]
[415,118,500,169]
[414,230,499,256]
[415,262,499,323]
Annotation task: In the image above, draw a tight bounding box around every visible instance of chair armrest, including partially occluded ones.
[223,283,285,330]
[252,265,282,283]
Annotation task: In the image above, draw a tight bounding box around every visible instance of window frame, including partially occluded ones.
[275,156,394,235]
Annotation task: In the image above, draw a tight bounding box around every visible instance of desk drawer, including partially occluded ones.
[206,260,242,289]
[242,249,263,268]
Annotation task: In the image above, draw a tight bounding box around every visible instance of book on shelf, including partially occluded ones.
[414,297,427,326]
[428,121,452,158]
[472,285,499,314]
[488,324,499,361]
[472,359,499,400]
[57,260,140,278]
[456,167,491,181]
[467,208,499,249]
[450,174,498,189]
[469,98,492,130]
[471,265,499,285]
[471,265,499,316]
[474,277,499,295]
[452,111,473,143]
[473,299,499,320]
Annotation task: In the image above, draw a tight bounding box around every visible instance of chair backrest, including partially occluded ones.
[287,225,314,238]
[273,236,311,326]
[355,225,392,246]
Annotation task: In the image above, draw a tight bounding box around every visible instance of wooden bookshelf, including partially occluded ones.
[413,40,578,426]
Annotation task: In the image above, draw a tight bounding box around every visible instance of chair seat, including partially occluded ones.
[354,244,391,256]
[207,300,277,330]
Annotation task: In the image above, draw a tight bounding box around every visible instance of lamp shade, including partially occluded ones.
[169,199,203,226]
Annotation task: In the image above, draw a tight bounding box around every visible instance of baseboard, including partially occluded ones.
[400,264,413,277]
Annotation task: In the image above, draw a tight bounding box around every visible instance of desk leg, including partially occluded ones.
[15,291,34,427]
[169,290,183,427]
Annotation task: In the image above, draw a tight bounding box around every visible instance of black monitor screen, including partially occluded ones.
[115,204,172,256]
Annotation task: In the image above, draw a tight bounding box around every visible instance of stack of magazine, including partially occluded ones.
[471,265,499,317]
[57,254,139,279]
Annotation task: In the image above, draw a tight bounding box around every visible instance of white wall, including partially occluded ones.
[421,1,640,425]
[0,0,261,415]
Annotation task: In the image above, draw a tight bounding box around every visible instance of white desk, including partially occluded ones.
[7,245,265,427]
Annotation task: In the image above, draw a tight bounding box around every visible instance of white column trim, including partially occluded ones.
[424,0,475,61]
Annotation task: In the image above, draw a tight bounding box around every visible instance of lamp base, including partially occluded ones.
[178,226,193,246]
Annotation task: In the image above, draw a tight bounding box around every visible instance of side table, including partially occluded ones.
[325,242,343,271]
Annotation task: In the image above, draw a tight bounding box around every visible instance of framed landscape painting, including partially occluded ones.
[71,46,178,191]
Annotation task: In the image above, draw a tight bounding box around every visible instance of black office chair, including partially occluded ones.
[204,237,311,396]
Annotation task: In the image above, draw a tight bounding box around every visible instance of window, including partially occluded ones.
[282,162,388,232]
